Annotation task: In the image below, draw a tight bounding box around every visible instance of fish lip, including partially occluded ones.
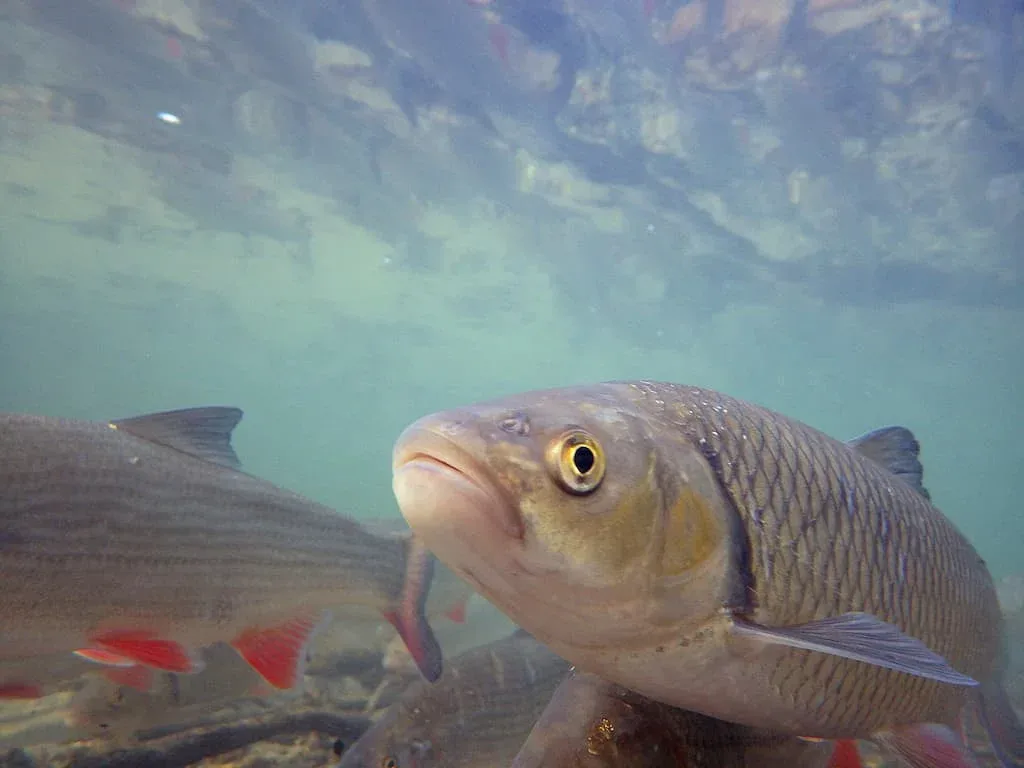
[393,427,524,541]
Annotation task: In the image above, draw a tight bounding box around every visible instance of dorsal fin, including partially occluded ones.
[847,426,930,500]
[111,407,243,470]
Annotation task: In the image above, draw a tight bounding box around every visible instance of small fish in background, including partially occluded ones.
[0,406,443,700]
[67,643,285,743]
[338,630,569,768]
[512,667,858,768]
[393,381,1024,768]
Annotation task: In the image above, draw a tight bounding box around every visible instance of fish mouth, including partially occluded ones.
[392,426,524,542]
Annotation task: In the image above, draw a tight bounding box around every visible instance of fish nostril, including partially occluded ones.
[498,413,530,436]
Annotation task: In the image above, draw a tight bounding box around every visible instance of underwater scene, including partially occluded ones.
[0,0,1022,766]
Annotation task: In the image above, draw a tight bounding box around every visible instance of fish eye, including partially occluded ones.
[548,430,606,494]
[381,758,398,768]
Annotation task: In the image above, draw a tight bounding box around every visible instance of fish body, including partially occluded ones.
[0,407,441,690]
[339,630,569,768]
[513,667,845,768]
[393,382,1022,766]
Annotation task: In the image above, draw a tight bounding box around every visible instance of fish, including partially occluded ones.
[0,406,443,695]
[513,666,856,768]
[67,642,283,742]
[392,381,1024,768]
[338,629,569,767]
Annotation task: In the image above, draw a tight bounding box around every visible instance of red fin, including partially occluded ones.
[386,539,443,682]
[230,614,324,690]
[445,599,467,624]
[828,740,863,768]
[85,630,201,673]
[102,664,154,692]
[875,724,979,768]
[0,683,43,699]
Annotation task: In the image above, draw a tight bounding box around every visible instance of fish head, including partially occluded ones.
[339,706,437,768]
[392,383,739,652]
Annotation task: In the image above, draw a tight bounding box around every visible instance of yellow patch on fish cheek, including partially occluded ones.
[659,488,723,577]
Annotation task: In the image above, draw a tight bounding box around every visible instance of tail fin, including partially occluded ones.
[384,537,443,683]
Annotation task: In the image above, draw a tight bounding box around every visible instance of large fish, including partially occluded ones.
[392,382,1024,768]
[338,629,568,768]
[0,407,443,693]
[513,667,855,768]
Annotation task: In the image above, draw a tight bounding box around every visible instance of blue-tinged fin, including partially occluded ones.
[731,612,978,687]
[110,407,243,470]
[847,427,931,500]
[977,678,1024,767]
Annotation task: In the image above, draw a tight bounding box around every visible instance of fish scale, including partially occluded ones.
[675,387,995,729]
[677,386,999,732]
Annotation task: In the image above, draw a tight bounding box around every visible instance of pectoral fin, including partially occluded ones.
[731,612,978,687]
[977,679,1024,767]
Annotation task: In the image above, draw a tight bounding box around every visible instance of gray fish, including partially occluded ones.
[339,630,569,767]
[513,667,845,768]
[0,406,442,693]
[392,381,1023,768]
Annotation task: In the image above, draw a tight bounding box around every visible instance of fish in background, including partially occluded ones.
[65,556,475,743]
[0,406,443,700]
[338,630,569,768]
[512,667,859,768]
[67,642,284,743]
[393,381,1024,768]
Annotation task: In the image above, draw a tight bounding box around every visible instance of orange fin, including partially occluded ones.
[230,614,326,690]
[386,538,443,682]
[102,664,154,692]
[875,723,979,768]
[84,630,202,674]
[0,683,43,699]
[445,599,467,624]
[828,740,864,768]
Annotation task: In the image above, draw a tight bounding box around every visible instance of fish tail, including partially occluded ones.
[384,537,443,682]
[977,679,1024,767]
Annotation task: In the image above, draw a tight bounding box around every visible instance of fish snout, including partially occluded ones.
[392,417,524,543]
